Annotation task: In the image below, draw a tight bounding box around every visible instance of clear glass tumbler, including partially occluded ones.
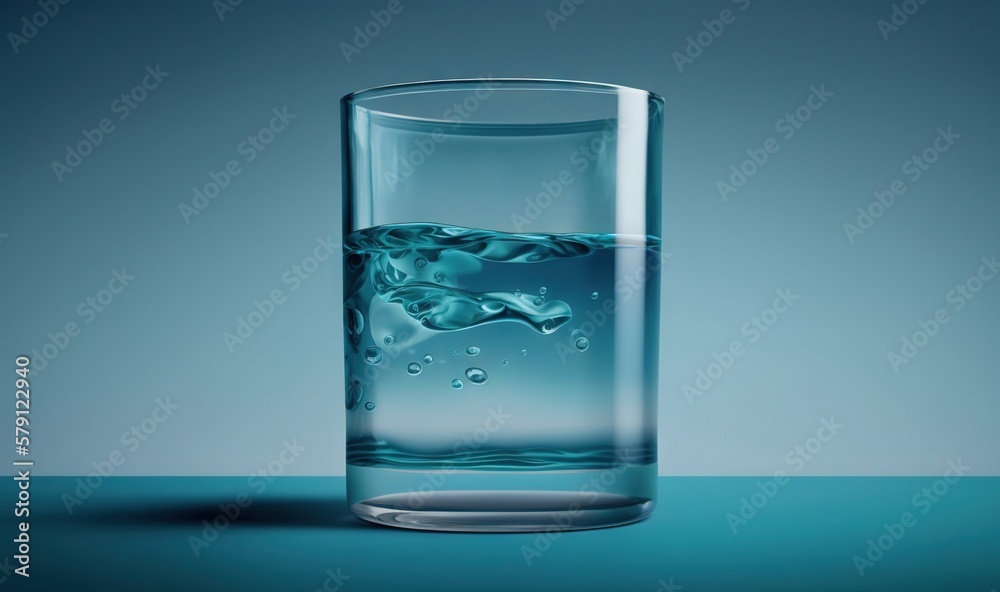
[341,79,663,532]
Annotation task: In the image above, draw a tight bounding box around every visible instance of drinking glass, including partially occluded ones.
[341,78,663,532]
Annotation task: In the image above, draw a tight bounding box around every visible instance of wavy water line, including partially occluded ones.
[345,224,660,335]
[347,439,657,470]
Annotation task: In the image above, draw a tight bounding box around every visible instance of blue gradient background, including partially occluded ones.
[2,0,998,480]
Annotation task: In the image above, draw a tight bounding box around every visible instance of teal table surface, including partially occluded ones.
[4,477,998,591]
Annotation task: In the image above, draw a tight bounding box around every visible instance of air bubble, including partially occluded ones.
[384,335,395,346]
[452,349,459,356]
[434,272,446,283]
[415,258,428,270]
[345,307,364,336]
[407,362,422,376]
[452,379,463,390]
[465,367,488,385]
[345,380,363,410]
[542,320,555,333]
[423,354,433,364]
[483,301,505,314]
[364,401,376,411]
[408,303,419,314]
[514,289,522,297]
[502,359,509,366]
[520,349,528,356]
[534,296,545,305]
[466,346,480,356]
[364,346,383,365]
[571,329,590,351]
[539,286,547,295]
[591,291,599,299]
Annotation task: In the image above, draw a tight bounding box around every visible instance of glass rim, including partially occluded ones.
[342,78,665,109]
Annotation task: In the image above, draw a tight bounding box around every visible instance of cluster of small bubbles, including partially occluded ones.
[591,291,599,300]
[571,329,590,352]
[345,380,363,410]
[465,367,488,384]
[539,286,547,295]
[502,359,509,366]
[407,362,422,376]
[534,296,545,306]
[434,271,446,283]
[364,346,383,365]
[466,346,480,356]
[364,401,376,411]
[451,379,463,390]
[520,349,528,356]
[423,354,433,364]
[415,258,428,270]
[514,289,522,297]
[383,335,395,346]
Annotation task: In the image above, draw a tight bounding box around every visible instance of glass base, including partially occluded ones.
[351,490,654,532]
[347,463,657,532]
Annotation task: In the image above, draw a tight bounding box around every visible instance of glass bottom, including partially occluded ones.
[352,490,654,532]
[347,463,656,532]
